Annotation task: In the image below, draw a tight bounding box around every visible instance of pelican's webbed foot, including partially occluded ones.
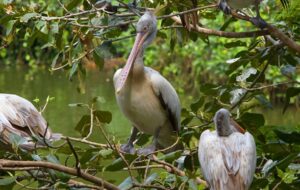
[250,16,267,29]
[120,143,135,154]
[120,127,138,154]
[218,0,231,14]
[137,144,156,156]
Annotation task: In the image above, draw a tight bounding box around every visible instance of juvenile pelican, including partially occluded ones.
[0,94,61,150]
[218,0,266,28]
[198,108,256,190]
[113,11,181,155]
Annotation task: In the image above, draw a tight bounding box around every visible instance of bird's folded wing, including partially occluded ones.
[148,68,181,132]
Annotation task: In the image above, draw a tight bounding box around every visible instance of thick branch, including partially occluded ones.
[0,159,119,190]
[171,16,269,38]
[231,11,300,54]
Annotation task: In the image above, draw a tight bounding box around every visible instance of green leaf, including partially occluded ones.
[93,110,112,124]
[144,173,158,185]
[50,22,59,34]
[0,177,16,186]
[118,177,133,190]
[35,20,48,34]
[99,149,113,158]
[4,20,16,36]
[236,67,257,82]
[105,155,136,171]
[158,150,181,163]
[51,52,60,68]
[69,61,79,80]
[20,13,39,23]
[46,154,60,164]
[274,129,300,144]
[224,40,247,48]
[190,97,204,113]
[66,0,83,11]
[75,115,91,136]
[93,51,104,70]
[277,167,297,184]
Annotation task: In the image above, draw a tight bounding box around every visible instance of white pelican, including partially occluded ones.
[198,108,256,190]
[218,0,266,28]
[113,11,181,155]
[0,93,61,150]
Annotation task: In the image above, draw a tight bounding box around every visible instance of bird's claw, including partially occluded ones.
[218,1,231,15]
[250,17,267,29]
[120,143,135,154]
[137,145,156,156]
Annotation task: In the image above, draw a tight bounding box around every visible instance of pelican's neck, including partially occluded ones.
[132,49,145,78]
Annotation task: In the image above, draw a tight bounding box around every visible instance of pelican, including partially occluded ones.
[0,93,61,150]
[113,11,181,155]
[218,0,266,28]
[198,108,256,190]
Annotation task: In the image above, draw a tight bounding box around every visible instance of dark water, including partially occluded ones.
[0,66,132,143]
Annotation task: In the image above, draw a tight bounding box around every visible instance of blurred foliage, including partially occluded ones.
[0,0,300,189]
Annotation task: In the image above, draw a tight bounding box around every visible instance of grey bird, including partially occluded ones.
[218,0,267,28]
[113,11,181,155]
[198,108,256,190]
[0,93,61,151]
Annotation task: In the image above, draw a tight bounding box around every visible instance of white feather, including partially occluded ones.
[198,129,256,190]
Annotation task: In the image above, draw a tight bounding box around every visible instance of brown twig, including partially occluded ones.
[66,137,81,176]
[61,136,110,148]
[0,159,119,190]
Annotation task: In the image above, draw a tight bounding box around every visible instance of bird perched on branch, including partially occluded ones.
[198,108,256,190]
[0,94,61,151]
[113,11,181,155]
[218,0,267,28]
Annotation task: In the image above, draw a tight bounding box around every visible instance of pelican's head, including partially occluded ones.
[115,11,157,93]
[214,108,234,136]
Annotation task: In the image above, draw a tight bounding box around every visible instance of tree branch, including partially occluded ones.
[230,11,300,53]
[0,159,119,190]
[171,16,269,38]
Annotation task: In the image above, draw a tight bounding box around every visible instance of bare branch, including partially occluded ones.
[171,16,269,38]
[0,159,119,190]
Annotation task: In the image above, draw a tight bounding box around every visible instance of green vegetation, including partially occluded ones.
[0,0,300,189]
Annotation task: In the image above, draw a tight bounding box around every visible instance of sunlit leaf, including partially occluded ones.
[144,173,158,185]
[236,67,257,82]
[20,13,38,23]
[118,177,133,190]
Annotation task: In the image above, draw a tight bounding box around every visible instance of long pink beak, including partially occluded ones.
[116,32,147,93]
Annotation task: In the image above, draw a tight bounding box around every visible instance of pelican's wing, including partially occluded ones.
[198,130,256,190]
[238,132,257,188]
[198,130,229,189]
[0,94,59,149]
[147,68,181,132]
[221,132,256,189]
